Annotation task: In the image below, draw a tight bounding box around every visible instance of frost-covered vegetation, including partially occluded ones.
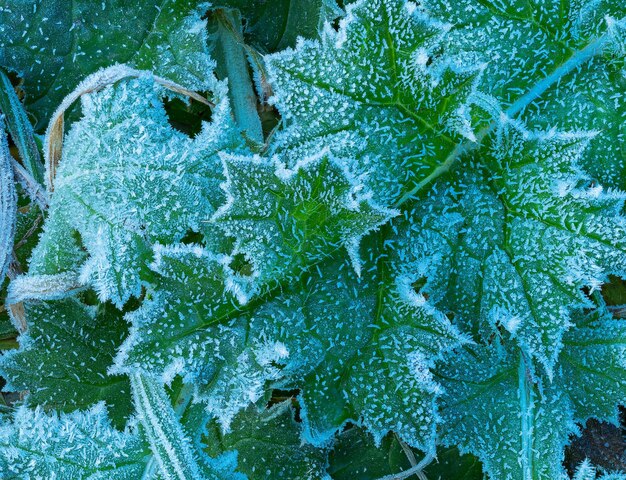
[0,0,626,479]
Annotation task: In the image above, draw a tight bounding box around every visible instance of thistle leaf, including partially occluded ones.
[412,118,626,372]
[0,403,149,479]
[0,0,216,128]
[28,76,244,306]
[438,306,626,480]
[205,401,330,480]
[0,299,132,428]
[266,0,483,204]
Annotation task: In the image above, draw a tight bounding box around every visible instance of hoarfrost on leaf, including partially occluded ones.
[411,117,626,373]
[0,403,148,479]
[266,0,483,204]
[28,75,245,306]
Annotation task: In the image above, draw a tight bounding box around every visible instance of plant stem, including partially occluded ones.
[131,373,203,480]
[215,9,264,144]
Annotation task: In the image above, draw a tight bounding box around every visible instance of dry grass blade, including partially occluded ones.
[375,450,435,480]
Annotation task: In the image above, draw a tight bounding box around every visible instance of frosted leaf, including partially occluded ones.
[28,76,244,306]
[0,0,217,128]
[438,344,577,480]
[244,232,465,451]
[573,460,598,480]
[213,150,396,292]
[0,120,16,281]
[0,299,132,428]
[421,0,626,191]
[7,272,84,304]
[131,1,221,95]
[115,233,463,451]
[438,305,626,480]
[112,244,287,431]
[411,118,626,372]
[0,69,44,184]
[266,0,483,204]
[0,403,148,479]
[559,307,626,423]
[205,401,330,480]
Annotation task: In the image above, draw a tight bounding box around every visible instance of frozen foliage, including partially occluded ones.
[0,0,216,127]
[0,299,132,427]
[213,150,396,289]
[266,0,482,204]
[0,403,148,479]
[248,244,464,450]
[29,76,243,306]
[113,244,289,431]
[439,305,626,480]
[2,0,626,478]
[411,117,626,373]
[421,0,626,190]
[205,401,330,480]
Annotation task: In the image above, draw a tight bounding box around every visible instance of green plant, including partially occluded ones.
[0,0,625,478]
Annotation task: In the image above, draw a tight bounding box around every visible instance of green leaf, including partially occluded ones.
[412,118,626,372]
[438,306,626,480]
[0,0,216,129]
[422,0,626,190]
[213,150,396,294]
[112,244,289,431]
[243,227,464,450]
[0,68,44,184]
[28,75,244,306]
[266,0,482,205]
[0,402,149,479]
[328,427,413,480]
[438,344,576,480]
[0,299,132,428]
[205,401,329,480]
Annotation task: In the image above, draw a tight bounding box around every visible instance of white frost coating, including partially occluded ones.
[0,403,146,479]
[0,119,16,281]
[213,149,396,290]
[44,63,212,191]
[201,342,287,433]
[265,0,482,206]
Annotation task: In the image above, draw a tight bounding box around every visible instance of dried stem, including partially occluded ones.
[374,450,435,480]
